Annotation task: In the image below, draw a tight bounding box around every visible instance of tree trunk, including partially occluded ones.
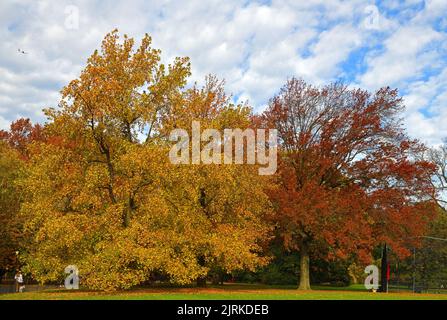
[196,255,207,287]
[298,241,311,290]
[211,271,224,285]
[196,276,207,287]
[211,273,219,285]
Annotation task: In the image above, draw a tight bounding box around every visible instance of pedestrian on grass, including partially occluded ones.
[14,271,25,293]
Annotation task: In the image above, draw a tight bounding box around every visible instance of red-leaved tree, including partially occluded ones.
[0,118,45,159]
[262,78,437,290]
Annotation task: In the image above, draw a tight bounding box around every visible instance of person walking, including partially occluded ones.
[14,271,24,293]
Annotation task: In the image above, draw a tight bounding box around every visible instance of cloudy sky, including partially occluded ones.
[1,0,446,145]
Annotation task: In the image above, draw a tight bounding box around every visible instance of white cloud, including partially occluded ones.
[403,68,447,144]
[296,24,363,83]
[358,25,444,89]
[0,0,446,146]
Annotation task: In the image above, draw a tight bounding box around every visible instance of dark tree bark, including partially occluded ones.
[196,276,207,287]
[0,269,5,284]
[196,255,207,287]
[298,241,311,290]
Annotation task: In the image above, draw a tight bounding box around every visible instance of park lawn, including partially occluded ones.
[1,283,447,300]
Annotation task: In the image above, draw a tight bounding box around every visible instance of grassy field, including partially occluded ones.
[1,283,447,300]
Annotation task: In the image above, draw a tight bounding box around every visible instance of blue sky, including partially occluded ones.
[1,0,446,145]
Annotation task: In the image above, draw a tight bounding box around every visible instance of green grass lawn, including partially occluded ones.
[1,283,447,300]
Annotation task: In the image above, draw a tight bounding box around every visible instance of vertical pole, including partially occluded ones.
[412,247,416,293]
[380,243,388,292]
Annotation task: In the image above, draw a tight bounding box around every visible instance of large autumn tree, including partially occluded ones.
[0,119,45,280]
[262,78,437,290]
[0,141,22,279]
[19,30,271,290]
[159,75,273,286]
